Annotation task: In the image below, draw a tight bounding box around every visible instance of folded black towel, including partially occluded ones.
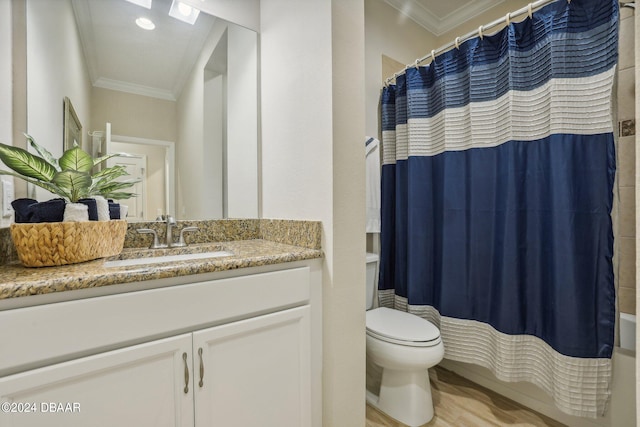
[12,198,66,223]
[108,201,121,220]
[78,198,99,221]
[11,198,38,223]
[29,198,66,223]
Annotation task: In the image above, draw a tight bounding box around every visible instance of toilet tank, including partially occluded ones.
[366,252,379,310]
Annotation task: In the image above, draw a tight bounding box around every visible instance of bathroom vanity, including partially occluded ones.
[0,220,323,427]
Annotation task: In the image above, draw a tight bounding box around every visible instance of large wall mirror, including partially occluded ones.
[25,0,259,221]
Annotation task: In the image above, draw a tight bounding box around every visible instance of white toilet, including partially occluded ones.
[365,253,444,427]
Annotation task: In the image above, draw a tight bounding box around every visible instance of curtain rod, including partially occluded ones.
[384,0,562,86]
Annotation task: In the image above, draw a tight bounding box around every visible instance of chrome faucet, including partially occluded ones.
[164,215,176,247]
[137,215,198,249]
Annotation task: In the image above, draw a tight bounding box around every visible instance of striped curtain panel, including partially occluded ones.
[378,0,618,418]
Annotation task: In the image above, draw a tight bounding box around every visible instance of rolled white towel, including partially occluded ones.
[94,196,110,221]
[63,202,89,222]
[119,204,129,219]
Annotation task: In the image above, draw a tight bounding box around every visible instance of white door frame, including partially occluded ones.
[110,135,176,218]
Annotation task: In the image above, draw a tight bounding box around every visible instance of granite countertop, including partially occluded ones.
[0,219,323,301]
[0,239,322,300]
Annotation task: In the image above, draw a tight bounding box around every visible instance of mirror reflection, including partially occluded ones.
[26,0,259,221]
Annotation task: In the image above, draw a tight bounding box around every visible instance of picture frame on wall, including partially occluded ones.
[63,96,82,151]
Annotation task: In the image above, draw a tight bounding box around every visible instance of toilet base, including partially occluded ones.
[366,368,434,427]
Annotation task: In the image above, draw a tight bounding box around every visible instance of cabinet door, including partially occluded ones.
[0,334,194,427]
[193,306,311,427]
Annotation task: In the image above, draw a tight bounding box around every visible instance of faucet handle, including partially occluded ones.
[166,215,176,225]
[137,228,167,249]
[174,226,199,247]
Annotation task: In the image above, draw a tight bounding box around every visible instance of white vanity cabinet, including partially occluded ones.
[0,262,321,427]
[0,334,195,427]
[193,306,311,426]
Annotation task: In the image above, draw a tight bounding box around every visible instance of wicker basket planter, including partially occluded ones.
[10,220,127,267]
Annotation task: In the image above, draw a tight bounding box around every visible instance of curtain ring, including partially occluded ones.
[478,25,484,40]
[431,50,436,62]
[414,58,420,68]
[505,13,511,26]
[455,37,460,49]
[527,3,533,19]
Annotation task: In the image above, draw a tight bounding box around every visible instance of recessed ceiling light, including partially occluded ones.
[169,0,200,25]
[135,17,155,30]
[125,0,152,9]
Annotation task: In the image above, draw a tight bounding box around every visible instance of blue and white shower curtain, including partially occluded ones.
[379,0,618,418]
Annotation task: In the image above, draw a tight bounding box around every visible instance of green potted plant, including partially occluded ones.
[0,134,137,203]
[0,135,138,267]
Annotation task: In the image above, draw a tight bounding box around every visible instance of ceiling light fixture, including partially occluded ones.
[168,0,200,25]
[135,17,156,30]
[125,0,152,9]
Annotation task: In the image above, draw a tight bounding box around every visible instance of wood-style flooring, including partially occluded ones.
[366,367,566,427]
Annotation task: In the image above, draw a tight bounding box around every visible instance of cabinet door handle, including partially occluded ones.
[182,352,189,394]
[198,347,204,387]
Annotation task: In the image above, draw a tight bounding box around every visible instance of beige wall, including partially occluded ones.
[330,1,367,423]
[619,6,636,316]
[434,0,531,45]
[91,88,177,142]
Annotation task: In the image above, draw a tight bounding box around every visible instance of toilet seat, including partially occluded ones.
[366,307,441,347]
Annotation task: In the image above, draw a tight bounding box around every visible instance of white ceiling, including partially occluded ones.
[383,0,506,36]
[71,0,216,101]
[71,0,506,100]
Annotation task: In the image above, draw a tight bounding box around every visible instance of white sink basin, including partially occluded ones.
[103,251,234,268]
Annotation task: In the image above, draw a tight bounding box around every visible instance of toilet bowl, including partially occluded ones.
[366,307,444,426]
[365,254,444,427]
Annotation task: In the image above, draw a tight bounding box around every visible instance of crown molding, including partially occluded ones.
[383,0,505,36]
[93,78,176,101]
